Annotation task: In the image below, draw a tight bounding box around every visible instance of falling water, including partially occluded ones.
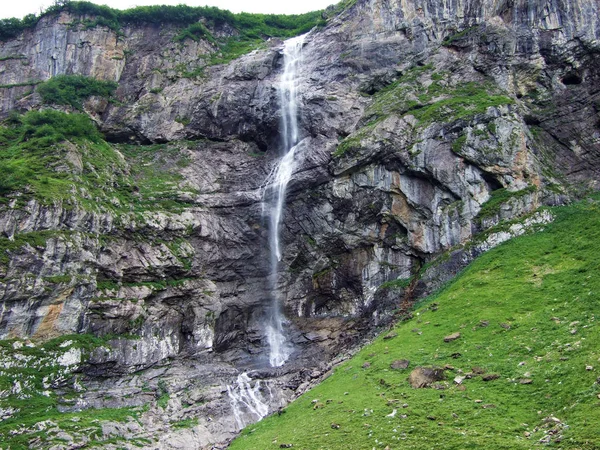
[262,34,306,367]
[227,373,271,430]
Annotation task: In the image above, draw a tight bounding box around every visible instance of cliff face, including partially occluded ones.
[0,0,599,447]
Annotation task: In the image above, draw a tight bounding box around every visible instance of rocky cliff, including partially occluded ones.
[0,0,599,448]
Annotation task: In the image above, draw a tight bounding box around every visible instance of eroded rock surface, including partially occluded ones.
[0,0,599,447]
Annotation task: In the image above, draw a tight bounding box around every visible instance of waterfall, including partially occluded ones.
[227,373,271,430]
[262,34,306,367]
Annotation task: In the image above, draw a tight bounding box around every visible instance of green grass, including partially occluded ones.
[0,230,58,266]
[442,26,480,47]
[230,197,600,449]
[0,110,197,214]
[366,73,513,128]
[477,186,538,221]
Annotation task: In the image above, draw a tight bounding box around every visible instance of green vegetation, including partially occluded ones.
[366,67,513,127]
[477,186,538,221]
[0,54,26,61]
[43,274,73,284]
[0,333,143,449]
[0,1,325,64]
[37,74,117,109]
[0,109,110,202]
[0,231,56,265]
[174,22,216,44]
[442,25,480,47]
[171,417,199,429]
[333,65,514,158]
[231,197,600,449]
[0,110,197,213]
[97,278,194,292]
[409,83,513,125]
[378,277,411,290]
[451,134,467,153]
[0,80,42,89]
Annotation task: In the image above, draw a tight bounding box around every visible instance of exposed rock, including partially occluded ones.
[408,367,445,388]
[482,374,500,381]
[444,332,461,342]
[390,359,410,370]
[0,0,599,446]
[454,376,465,385]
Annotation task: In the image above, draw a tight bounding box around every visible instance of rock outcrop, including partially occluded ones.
[0,0,599,447]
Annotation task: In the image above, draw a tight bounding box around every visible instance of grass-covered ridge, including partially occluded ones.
[231,198,600,449]
[0,1,328,67]
[0,109,196,212]
[0,1,325,41]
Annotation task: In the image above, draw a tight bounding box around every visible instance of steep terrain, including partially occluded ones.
[230,197,600,449]
[0,0,599,448]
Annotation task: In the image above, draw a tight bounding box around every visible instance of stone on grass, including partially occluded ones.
[444,332,461,342]
[408,367,445,388]
[454,375,465,385]
[482,374,500,381]
[390,359,410,370]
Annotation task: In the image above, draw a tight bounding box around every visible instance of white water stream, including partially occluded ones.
[262,34,306,367]
[227,373,271,429]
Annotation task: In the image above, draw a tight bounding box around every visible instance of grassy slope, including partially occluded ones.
[231,199,600,449]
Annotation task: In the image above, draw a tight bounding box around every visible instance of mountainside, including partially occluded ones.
[0,0,599,448]
[230,196,600,449]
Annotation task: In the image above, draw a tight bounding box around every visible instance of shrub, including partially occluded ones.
[20,109,102,144]
[37,74,117,109]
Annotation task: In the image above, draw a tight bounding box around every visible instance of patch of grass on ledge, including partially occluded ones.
[476,185,538,221]
[230,196,600,449]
